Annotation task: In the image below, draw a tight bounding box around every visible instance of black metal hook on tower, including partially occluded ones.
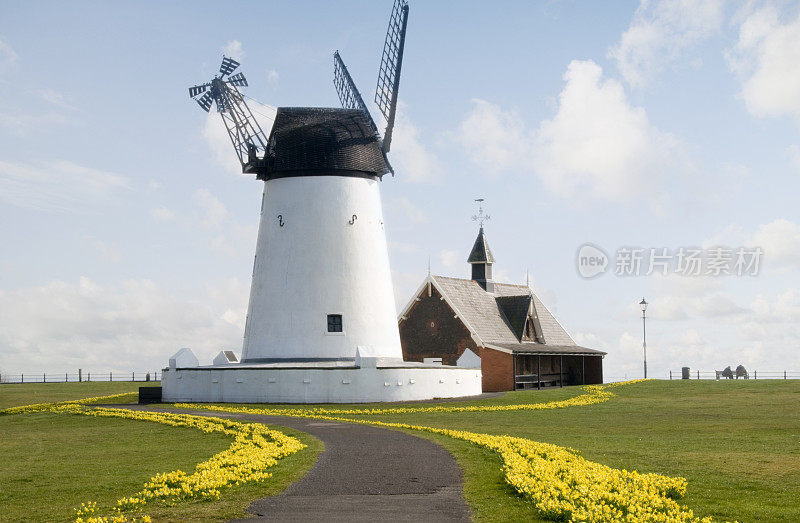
[349,214,357,225]
[277,214,284,227]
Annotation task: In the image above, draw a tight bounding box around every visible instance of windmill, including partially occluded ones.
[188,56,269,174]
[183,0,414,370]
[165,0,483,403]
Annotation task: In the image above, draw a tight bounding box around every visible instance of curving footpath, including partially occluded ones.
[133,407,472,522]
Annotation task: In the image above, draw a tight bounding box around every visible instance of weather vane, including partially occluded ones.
[472,198,490,228]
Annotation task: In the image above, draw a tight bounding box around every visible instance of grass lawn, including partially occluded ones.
[188,380,800,522]
[0,390,323,522]
[0,382,157,409]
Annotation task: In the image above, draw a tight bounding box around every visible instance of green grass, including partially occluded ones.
[5,381,799,522]
[184,380,800,522]
[0,382,156,409]
[0,408,323,522]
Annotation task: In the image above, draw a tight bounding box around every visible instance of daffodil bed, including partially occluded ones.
[1,397,307,522]
[173,380,714,522]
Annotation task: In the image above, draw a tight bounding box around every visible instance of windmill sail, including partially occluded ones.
[375,0,409,153]
[188,57,268,173]
[333,52,379,136]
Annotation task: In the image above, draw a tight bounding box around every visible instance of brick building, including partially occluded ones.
[398,227,605,392]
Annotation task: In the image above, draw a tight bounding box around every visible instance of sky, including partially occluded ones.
[1,0,799,380]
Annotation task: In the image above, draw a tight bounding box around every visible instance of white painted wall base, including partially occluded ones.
[161,363,482,404]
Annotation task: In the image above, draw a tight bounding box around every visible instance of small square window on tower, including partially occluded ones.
[327,314,343,333]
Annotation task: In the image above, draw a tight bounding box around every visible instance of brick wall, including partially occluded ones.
[399,285,478,366]
[481,347,513,391]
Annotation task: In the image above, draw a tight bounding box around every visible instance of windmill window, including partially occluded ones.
[327,314,343,333]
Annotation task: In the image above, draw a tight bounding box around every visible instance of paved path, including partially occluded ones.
[129,407,472,522]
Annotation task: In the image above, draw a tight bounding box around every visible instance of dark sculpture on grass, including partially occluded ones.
[715,365,749,379]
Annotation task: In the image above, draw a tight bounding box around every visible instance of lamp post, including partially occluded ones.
[640,297,648,379]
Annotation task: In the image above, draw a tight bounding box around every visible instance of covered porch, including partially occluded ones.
[512,353,603,389]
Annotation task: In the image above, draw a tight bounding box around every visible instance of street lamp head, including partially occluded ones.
[640,297,648,312]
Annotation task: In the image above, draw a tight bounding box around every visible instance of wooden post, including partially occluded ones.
[65,372,68,382]
[559,355,563,387]
[87,372,90,382]
[21,373,24,383]
[754,370,757,379]
[78,369,82,382]
[537,355,541,390]
[670,370,672,380]
[512,354,517,391]
[697,370,700,380]
[110,371,112,382]
[581,356,585,385]
[43,372,46,383]
[785,370,787,380]
[132,371,135,381]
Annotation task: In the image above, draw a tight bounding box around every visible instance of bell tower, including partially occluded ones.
[468,199,495,292]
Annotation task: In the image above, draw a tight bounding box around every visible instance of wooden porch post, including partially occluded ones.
[559,355,563,387]
[537,354,541,390]
[581,356,585,385]
[512,353,517,391]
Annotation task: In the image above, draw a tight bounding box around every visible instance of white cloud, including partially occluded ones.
[88,239,123,264]
[37,89,75,110]
[222,40,244,61]
[150,206,175,221]
[751,218,800,269]
[266,69,279,87]
[648,273,747,320]
[533,60,680,203]
[388,241,420,255]
[453,61,681,204]
[193,188,228,230]
[392,197,427,223]
[0,38,18,74]
[455,99,530,174]
[728,4,800,123]
[0,277,245,374]
[390,105,442,182]
[439,249,460,270]
[609,0,726,88]
[0,160,130,212]
[0,111,68,136]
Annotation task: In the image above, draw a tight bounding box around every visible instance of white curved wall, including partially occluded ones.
[242,175,402,361]
[161,366,482,403]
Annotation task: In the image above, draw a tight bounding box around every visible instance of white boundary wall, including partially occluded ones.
[162,365,482,403]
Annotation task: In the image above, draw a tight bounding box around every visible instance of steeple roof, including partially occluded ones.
[467,227,495,264]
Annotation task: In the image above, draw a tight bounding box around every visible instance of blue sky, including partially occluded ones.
[1,0,799,379]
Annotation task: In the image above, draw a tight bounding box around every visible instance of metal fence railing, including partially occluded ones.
[0,371,160,384]
[668,370,799,380]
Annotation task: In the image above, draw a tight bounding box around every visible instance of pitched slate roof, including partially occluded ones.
[428,275,604,355]
[467,228,495,263]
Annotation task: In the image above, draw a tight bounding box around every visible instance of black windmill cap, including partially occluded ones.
[261,107,391,180]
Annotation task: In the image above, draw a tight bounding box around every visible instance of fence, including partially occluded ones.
[0,370,160,384]
[668,370,799,380]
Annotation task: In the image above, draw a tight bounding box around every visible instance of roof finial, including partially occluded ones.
[526,269,530,288]
[471,198,490,229]
[427,255,431,276]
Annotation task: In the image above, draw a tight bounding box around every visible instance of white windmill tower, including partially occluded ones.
[165,0,481,402]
